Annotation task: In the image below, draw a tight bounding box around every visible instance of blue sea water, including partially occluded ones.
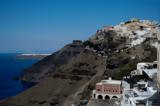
[0,53,38,100]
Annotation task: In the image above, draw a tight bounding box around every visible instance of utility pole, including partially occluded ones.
[157,30,160,90]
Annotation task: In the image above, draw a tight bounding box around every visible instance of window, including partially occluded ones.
[97,89,101,91]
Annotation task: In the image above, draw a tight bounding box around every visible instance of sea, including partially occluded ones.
[0,53,38,100]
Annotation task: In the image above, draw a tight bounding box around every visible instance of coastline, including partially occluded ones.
[16,53,51,60]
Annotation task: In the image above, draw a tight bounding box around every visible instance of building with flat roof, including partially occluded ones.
[121,80,157,106]
[136,62,157,79]
[92,78,122,100]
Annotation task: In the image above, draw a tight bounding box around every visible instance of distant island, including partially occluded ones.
[17,53,51,59]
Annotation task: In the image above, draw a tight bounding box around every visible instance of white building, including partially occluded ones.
[136,62,157,79]
[121,81,157,106]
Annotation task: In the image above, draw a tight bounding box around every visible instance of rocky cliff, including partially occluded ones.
[0,19,159,106]
[21,41,85,82]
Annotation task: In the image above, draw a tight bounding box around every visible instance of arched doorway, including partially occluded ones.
[112,96,118,99]
[105,95,110,100]
[97,95,103,100]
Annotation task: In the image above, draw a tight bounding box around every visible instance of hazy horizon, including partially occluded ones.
[1,0,160,53]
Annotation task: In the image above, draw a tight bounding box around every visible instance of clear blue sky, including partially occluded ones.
[0,0,160,53]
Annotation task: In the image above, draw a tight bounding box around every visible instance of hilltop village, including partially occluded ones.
[0,19,160,106]
[87,19,160,106]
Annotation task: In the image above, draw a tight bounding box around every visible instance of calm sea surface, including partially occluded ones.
[0,53,38,100]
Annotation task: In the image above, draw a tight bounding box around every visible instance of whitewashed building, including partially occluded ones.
[136,62,157,79]
[121,81,157,106]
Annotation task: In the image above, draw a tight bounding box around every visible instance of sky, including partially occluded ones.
[0,0,160,53]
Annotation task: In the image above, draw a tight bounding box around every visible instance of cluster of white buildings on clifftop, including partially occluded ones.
[90,19,160,106]
[91,60,159,106]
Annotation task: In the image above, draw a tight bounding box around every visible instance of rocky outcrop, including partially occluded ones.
[21,41,85,82]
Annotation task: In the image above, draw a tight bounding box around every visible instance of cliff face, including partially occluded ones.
[21,41,85,82]
[1,51,106,106]
[21,19,159,83]
[0,19,159,106]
